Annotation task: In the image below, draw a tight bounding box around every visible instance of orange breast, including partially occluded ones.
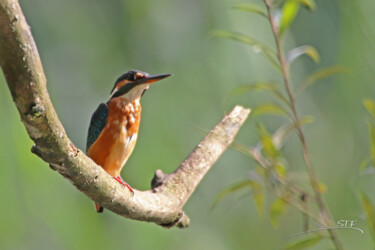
[87,98,141,177]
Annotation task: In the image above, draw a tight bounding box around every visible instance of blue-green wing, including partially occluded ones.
[86,103,108,152]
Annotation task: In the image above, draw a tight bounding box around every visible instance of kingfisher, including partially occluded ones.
[86,70,171,212]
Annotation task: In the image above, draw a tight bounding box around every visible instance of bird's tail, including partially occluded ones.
[95,203,104,213]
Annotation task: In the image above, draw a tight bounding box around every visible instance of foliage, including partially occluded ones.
[212,0,347,248]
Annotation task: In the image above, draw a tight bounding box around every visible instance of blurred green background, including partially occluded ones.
[1,0,374,249]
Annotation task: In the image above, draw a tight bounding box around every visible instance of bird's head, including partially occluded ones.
[109,70,171,101]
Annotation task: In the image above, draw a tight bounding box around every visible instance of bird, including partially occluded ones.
[86,70,171,212]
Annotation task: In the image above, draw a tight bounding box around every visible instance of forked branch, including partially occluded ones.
[0,0,250,228]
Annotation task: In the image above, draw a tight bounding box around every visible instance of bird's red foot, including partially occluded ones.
[113,176,134,194]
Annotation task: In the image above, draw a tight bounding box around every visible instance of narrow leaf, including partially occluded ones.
[230,142,270,169]
[211,30,273,52]
[270,197,288,228]
[317,182,327,194]
[232,3,267,18]
[367,120,375,166]
[287,45,320,64]
[284,235,322,250]
[230,142,254,159]
[227,82,278,97]
[363,98,375,119]
[297,0,316,10]
[280,0,300,35]
[225,82,290,106]
[257,123,281,159]
[272,116,314,149]
[274,163,287,178]
[210,30,281,70]
[252,104,289,118]
[359,157,374,176]
[296,66,347,95]
[360,192,375,241]
[300,116,315,124]
[250,181,264,217]
[211,180,253,210]
[271,90,291,106]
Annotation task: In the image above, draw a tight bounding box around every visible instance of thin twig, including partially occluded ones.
[263,0,343,249]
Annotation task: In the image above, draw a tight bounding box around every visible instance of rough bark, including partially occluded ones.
[0,0,250,228]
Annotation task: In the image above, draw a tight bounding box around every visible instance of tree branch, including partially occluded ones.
[263,1,343,248]
[0,0,250,228]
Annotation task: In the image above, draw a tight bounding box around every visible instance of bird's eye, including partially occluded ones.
[128,74,135,81]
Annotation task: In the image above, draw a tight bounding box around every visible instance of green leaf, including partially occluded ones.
[249,181,264,217]
[272,116,314,149]
[300,115,315,124]
[211,180,253,210]
[230,142,254,158]
[257,123,281,159]
[274,162,287,178]
[287,45,320,64]
[252,104,289,118]
[225,82,290,106]
[363,98,375,119]
[360,192,375,241]
[317,182,327,194]
[296,66,347,95]
[359,157,373,175]
[297,0,316,10]
[280,0,300,35]
[270,197,288,228]
[230,142,270,169]
[227,82,278,96]
[367,119,375,166]
[210,30,281,70]
[232,3,267,18]
[284,235,322,250]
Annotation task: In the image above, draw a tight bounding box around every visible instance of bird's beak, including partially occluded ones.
[111,73,172,99]
[134,73,172,85]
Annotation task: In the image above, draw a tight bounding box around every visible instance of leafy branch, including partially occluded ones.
[212,0,345,248]
[263,1,342,248]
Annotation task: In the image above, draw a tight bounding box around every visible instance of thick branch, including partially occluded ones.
[0,0,250,228]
